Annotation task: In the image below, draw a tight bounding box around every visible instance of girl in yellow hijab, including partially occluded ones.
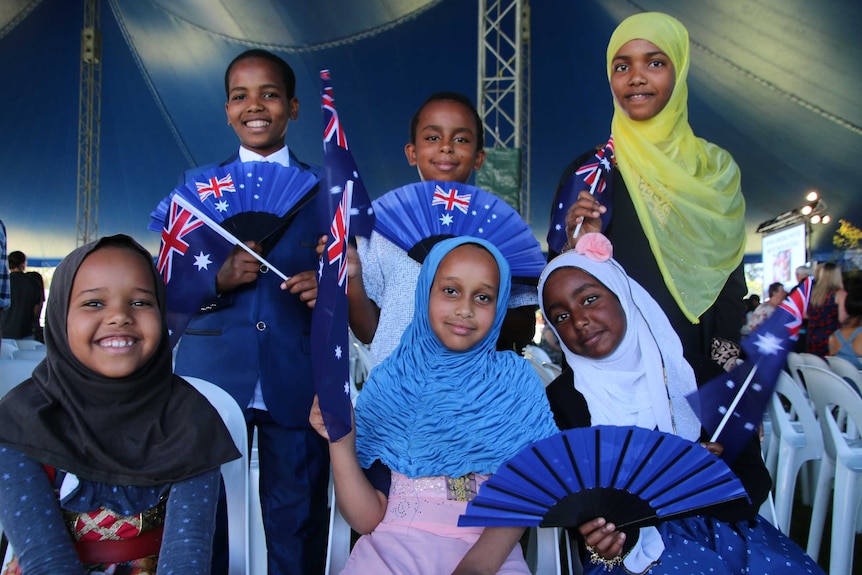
[547,12,746,382]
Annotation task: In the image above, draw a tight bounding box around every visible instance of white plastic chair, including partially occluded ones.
[523,345,562,387]
[325,486,568,575]
[825,355,862,395]
[11,348,46,361]
[801,365,862,574]
[182,376,250,575]
[248,430,267,575]
[0,339,17,359]
[766,371,823,534]
[0,358,40,397]
[12,339,43,351]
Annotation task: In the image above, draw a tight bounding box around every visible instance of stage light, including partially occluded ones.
[822,215,831,224]
[806,191,819,202]
[810,215,821,224]
[801,205,813,215]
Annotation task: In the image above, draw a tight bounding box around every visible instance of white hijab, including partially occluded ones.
[539,241,700,441]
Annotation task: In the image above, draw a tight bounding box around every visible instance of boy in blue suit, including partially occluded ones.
[173,49,329,575]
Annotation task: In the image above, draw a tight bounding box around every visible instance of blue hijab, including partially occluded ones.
[355,236,558,478]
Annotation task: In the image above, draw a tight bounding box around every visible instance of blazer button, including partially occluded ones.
[256,321,267,332]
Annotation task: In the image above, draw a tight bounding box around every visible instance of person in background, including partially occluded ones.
[739,294,760,336]
[744,282,787,334]
[0,251,43,341]
[828,279,862,370]
[806,261,847,357]
[0,219,9,348]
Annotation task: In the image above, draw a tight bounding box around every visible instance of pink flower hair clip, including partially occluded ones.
[574,233,613,262]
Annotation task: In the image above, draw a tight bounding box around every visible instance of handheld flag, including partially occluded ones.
[547,137,614,254]
[688,276,813,461]
[319,70,375,238]
[311,180,354,442]
[156,194,286,347]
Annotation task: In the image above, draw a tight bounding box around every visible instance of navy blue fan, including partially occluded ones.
[372,181,546,281]
[150,161,319,243]
[458,426,748,530]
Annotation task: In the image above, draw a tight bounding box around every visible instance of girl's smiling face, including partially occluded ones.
[542,267,626,359]
[610,39,675,121]
[67,247,162,378]
[428,244,499,352]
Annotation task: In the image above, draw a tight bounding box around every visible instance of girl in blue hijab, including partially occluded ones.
[310,236,558,574]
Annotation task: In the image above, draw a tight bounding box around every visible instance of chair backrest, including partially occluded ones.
[523,345,560,387]
[12,339,44,351]
[768,371,822,453]
[0,358,40,398]
[181,376,250,575]
[824,355,862,395]
[11,348,46,361]
[798,365,862,459]
[0,338,18,359]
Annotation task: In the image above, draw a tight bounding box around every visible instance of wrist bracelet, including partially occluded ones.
[585,545,624,571]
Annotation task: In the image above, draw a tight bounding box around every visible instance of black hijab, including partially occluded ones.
[0,235,239,486]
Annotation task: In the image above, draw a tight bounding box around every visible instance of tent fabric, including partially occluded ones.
[1,0,860,261]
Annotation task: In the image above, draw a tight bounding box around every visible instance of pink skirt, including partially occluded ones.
[341,472,530,575]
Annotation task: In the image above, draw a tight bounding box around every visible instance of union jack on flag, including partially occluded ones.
[688,276,813,461]
[327,181,352,291]
[195,173,236,201]
[546,136,615,255]
[321,70,348,150]
[432,185,471,214]
[574,136,615,197]
[157,201,204,283]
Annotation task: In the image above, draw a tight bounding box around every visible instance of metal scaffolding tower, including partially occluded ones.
[477,0,531,221]
[76,0,102,246]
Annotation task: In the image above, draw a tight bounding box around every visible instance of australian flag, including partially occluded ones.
[156,195,235,348]
[319,69,375,238]
[311,179,353,442]
[547,137,614,255]
[689,276,813,461]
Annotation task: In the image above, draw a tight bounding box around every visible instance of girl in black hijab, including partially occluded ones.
[0,235,239,574]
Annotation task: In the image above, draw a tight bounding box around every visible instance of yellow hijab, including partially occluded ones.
[608,12,745,323]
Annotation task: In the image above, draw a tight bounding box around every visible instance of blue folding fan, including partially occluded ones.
[150,160,319,243]
[458,426,749,529]
[372,181,546,282]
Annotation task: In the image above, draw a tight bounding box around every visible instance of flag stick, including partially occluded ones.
[173,194,290,281]
[572,166,603,240]
[709,363,759,443]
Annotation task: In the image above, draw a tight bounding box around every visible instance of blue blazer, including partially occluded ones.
[174,152,323,428]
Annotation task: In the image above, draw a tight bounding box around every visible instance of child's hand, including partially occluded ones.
[564,190,606,246]
[578,517,625,562]
[216,241,263,294]
[316,235,362,281]
[700,441,724,457]
[280,270,318,308]
[309,394,355,444]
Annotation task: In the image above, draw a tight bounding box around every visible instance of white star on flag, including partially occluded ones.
[753,332,784,355]
[215,200,229,212]
[440,213,454,226]
[343,381,350,395]
[335,345,343,359]
[725,379,735,389]
[330,185,343,194]
[193,251,212,271]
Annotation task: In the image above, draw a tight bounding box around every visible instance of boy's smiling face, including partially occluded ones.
[405,99,485,184]
[225,56,298,156]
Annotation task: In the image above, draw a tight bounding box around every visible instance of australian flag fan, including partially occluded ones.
[149,160,319,243]
[373,181,545,282]
[688,276,813,461]
[458,426,748,529]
